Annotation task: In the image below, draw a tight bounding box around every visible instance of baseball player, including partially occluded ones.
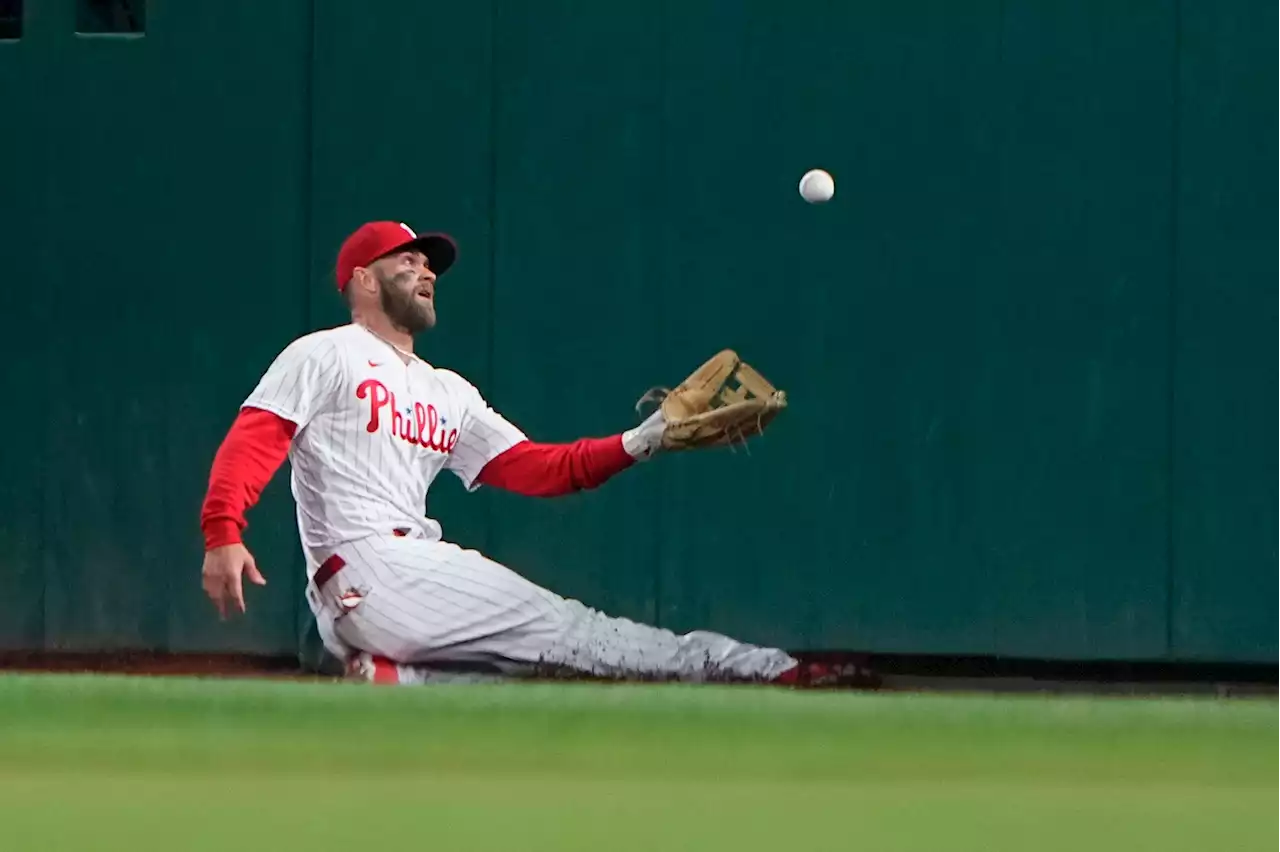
[199,220,855,686]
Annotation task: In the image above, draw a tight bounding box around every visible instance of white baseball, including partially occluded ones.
[798,168,835,204]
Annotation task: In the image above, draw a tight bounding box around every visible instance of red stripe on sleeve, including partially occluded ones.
[475,436,634,497]
[200,407,297,550]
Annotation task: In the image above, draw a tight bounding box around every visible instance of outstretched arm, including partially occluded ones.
[475,436,630,497]
[473,411,665,497]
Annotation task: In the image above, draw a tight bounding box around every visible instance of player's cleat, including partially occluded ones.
[343,651,515,685]
[771,660,882,690]
[344,651,409,685]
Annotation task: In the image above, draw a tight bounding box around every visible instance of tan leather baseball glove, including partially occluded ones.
[633,350,788,451]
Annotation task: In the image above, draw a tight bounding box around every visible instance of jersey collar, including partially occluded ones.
[354,322,421,365]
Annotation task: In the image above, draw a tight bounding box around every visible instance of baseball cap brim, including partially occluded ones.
[375,232,458,276]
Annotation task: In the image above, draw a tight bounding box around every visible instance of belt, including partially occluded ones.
[312,527,412,591]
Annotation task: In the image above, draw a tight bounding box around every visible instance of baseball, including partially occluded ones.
[798,168,835,204]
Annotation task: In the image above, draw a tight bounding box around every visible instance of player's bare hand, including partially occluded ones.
[202,543,267,619]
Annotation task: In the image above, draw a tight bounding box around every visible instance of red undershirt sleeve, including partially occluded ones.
[200,406,297,550]
[474,436,635,497]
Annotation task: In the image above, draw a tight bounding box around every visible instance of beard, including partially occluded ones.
[376,269,436,333]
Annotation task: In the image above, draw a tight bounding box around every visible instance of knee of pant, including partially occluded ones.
[333,614,412,663]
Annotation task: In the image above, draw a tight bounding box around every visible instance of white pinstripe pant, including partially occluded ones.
[304,534,797,683]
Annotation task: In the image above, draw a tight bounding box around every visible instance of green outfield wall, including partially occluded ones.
[0,0,1272,663]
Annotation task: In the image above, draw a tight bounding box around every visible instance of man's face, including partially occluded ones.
[372,250,437,333]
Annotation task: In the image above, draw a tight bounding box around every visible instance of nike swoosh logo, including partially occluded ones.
[368,360,382,367]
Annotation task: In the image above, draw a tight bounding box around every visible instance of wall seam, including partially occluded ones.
[296,0,317,662]
[1164,0,1183,661]
[652,1,668,629]
[484,0,499,557]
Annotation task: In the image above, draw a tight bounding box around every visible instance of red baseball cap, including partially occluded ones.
[335,221,457,291]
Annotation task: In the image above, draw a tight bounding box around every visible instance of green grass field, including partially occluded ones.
[0,674,1273,851]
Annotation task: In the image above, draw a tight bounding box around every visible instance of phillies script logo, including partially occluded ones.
[356,379,459,454]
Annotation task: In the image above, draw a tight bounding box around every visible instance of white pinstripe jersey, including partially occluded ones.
[242,323,527,569]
